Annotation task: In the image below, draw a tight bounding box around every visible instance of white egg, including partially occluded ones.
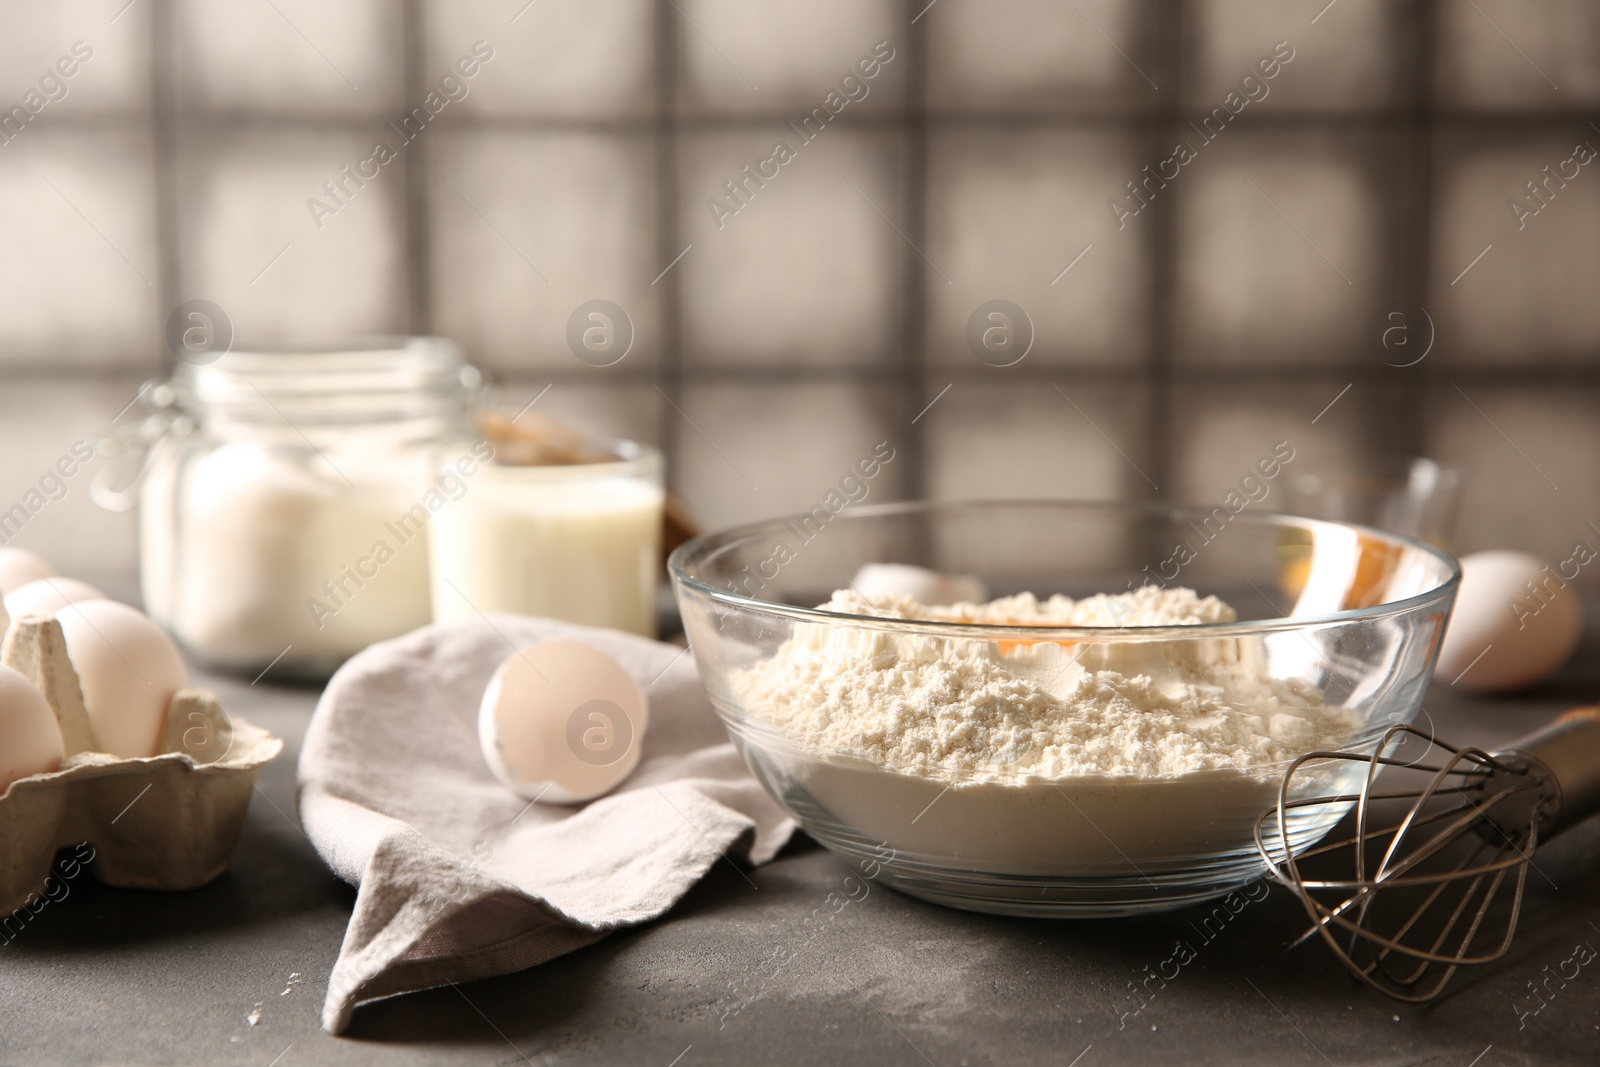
[479,640,648,804]
[0,548,55,596]
[1435,550,1582,693]
[0,664,64,792]
[56,599,187,759]
[5,577,105,620]
[851,563,988,607]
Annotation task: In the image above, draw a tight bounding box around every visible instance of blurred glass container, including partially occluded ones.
[99,338,481,679]
[1278,458,1461,608]
[429,441,664,638]
[1285,457,1462,548]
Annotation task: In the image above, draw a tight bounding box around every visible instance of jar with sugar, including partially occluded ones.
[97,338,481,679]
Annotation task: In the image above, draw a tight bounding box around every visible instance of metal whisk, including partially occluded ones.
[1255,707,1600,1001]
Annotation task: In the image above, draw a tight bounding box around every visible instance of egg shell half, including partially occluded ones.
[1435,550,1582,693]
[479,640,649,804]
[851,563,988,607]
[0,548,54,596]
[0,664,64,792]
[5,577,106,620]
[56,600,188,759]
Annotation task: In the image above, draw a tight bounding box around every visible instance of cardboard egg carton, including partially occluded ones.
[0,611,282,915]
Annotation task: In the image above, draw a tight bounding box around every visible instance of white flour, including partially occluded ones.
[739,586,1353,782]
[731,585,1362,876]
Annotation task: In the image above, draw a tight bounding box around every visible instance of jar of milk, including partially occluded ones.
[429,441,664,638]
[117,339,480,678]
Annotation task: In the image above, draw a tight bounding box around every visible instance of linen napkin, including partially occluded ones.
[297,615,795,1034]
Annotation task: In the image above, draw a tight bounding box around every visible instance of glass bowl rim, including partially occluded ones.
[668,497,1462,639]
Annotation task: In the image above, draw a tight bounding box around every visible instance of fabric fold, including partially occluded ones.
[297,615,794,1034]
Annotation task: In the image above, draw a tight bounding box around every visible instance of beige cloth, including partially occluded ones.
[298,615,795,1034]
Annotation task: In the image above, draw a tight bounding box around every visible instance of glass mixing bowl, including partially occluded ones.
[669,500,1460,918]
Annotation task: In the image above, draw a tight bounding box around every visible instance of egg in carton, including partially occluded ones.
[0,605,282,915]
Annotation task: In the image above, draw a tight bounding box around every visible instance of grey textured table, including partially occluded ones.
[3,625,1598,1067]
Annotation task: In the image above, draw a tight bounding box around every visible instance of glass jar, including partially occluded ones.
[102,338,481,679]
[429,442,664,638]
[1285,457,1462,549]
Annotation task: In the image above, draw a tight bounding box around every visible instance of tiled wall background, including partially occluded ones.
[1,0,1598,587]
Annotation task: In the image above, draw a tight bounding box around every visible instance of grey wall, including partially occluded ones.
[1,0,1597,586]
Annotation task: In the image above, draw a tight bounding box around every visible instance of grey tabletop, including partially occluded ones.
[3,624,1598,1067]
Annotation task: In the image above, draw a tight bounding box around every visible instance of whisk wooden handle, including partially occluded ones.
[1503,705,1600,838]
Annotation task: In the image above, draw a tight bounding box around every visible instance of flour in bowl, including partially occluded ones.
[735,585,1358,783]
[728,585,1363,878]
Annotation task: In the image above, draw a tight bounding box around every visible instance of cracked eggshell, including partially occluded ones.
[56,600,187,760]
[5,577,105,620]
[850,563,988,607]
[479,640,648,804]
[0,548,54,595]
[0,664,63,793]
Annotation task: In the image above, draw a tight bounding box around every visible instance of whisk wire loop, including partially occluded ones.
[1255,719,1554,1002]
